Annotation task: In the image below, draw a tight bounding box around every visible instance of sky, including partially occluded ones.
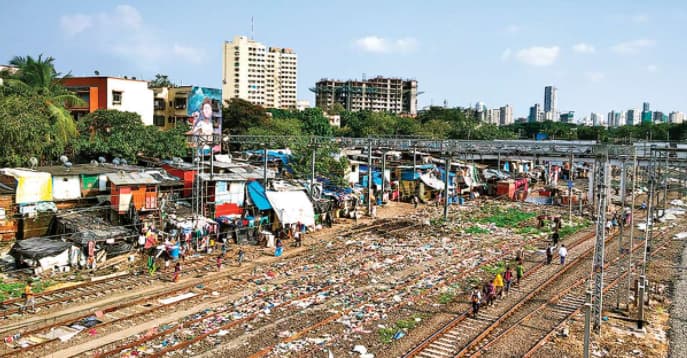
[1,0,686,119]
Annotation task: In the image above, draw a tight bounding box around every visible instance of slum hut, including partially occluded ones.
[397,164,442,203]
[0,182,17,245]
[145,169,184,201]
[107,172,160,218]
[0,168,56,240]
[54,208,136,260]
[34,164,124,209]
[265,186,315,233]
[160,161,197,198]
[343,160,365,186]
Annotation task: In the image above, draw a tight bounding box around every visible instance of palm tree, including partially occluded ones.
[4,54,83,144]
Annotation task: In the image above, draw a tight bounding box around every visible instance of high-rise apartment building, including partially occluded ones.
[626,109,640,126]
[314,76,418,115]
[486,108,501,125]
[641,102,652,123]
[499,105,513,126]
[653,111,666,123]
[222,36,297,109]
[528,103,542,122]
[559,111,574,123]
[669,111,685,124]
[544,86,558,120]
[590,112,602,126]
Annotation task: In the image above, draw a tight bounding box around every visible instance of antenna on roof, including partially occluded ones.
[251,16,255,40]
[28,157,38,170]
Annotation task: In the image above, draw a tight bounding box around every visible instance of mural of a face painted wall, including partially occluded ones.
[187,86,222,143]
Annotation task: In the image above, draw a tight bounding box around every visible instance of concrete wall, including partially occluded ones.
[106,78,154,125]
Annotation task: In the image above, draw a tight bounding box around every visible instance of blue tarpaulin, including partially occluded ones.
[401,170,420,181]
[361,171,383,187]
[247,181,272,210]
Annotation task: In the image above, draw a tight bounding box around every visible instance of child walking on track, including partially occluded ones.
[516,262,525,286]
[471,288,482,318]
[173,262,181,282]
[503,266,513,296]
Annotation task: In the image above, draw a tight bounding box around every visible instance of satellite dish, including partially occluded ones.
[120,159,128,165]
[64,161,73,171]
[28,157,38,170]
[90,160,98,166]
[112,158,121,166]
[98,156,107,164]
[59,155,69,164]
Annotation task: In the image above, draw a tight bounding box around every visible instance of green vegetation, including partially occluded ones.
[378,315,423,343]
[559,220,592,238]
[464,226,491,235]
[479,208,536,228]
[482,261,506,275]
[0,279,53,302]
[438,292,455,304]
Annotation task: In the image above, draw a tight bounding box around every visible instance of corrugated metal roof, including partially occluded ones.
[34,163,145,176]
[107,172,160,185]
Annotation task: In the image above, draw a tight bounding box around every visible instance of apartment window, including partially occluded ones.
[153,115,165,127]
[112,91,122,105]
[174,97,187,110]
[154,98,166,110]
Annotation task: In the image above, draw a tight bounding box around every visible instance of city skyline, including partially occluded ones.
[1,1,686,118]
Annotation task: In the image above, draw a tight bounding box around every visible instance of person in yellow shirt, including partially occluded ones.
[493,272,505,299]
[23,281,35,313]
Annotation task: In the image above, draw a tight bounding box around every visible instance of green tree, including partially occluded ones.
[3,54,82,146]
[148,73,174,88]
[0,93,55,166]
[247,117,303,136]
[74,109,149,162]
[222,98,269,134]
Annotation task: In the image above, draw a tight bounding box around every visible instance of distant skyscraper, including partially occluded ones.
[559,111,574,123]
[607,111,617,127]
[626,109,640,126]
[528,103,542,122]
[222,35,297,108]
[499,104,513,126]
[669,111,685,124]
[544,86,558,120]
[653,111,666,123]
[641,102,652,123]
[486,108,501,125]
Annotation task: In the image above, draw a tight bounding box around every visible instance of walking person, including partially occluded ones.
[515,262,525,287]
[483,281,496,306]
[470,287,482,318]
[173,262,181,282]
[275,238,284,257]
[216,255,223,272]
[493,272,505,298]
[294,230,302,248]
[546,245,554,265]
[23,281,35,313]
[237,248,245,267]
[551,230,560,248]
[503,266,513,296]
[559,245,568,265]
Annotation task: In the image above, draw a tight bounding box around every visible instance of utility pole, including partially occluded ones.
[310,146,316,199]
[639,145,656,329]
[381,150,387,205]
[263,143,268,184]
[583,285,593,358]
[443,153,451,221]
[568,151,574,224]
[367,139,373,217]
[616,159,626,309]
[627,149,638,306]
[592,147,609,333]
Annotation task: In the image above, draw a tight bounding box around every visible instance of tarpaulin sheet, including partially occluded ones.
[0,169,52,204]
[247,181,272,210]
[265,191,315,226]
[215,181,245,205]
[11,237,72,259]
[420,173,449,190]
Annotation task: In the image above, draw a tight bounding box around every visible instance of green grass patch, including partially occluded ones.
[559,220,592,238]
[479,208,536,228]
[396,318,417,330]
[0,279,54,302]
[378,315,423,343]
[438,292,455,304]
[482,261,506,275]
[378,327,396,344]
[465,226,490,235]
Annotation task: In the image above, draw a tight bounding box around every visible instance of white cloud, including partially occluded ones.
[515,46,560,66]
[58,5,203,68]
[647,64,658,73]
[500,48,512,61]
[354,36,418,54]
[59,14,93,36]
[572,43,595,54]
[585,71,605,82]
[630,13,649,23]
[505,25,520,34]
[610,39,655,54]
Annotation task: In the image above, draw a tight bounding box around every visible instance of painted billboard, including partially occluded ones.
[186,86,222,153]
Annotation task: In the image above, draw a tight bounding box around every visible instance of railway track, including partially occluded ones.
[401,217,650,358]
[4,219,420,357]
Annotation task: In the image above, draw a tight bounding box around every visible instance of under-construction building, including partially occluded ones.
[312,76,418,116]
